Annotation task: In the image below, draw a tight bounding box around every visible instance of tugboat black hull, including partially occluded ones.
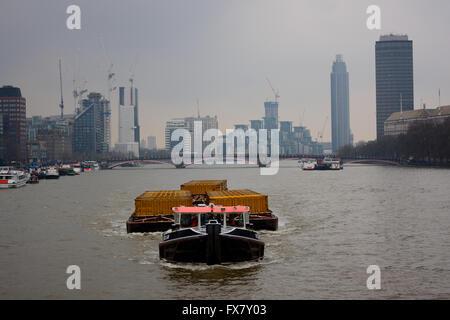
[159,225,264,265]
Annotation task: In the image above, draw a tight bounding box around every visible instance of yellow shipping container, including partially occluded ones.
[135,190,193,216]
[180,180,227,195]
[207,189,269,214]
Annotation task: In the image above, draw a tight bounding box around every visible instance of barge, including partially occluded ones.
[159,205,264,265]
[126,180,278,233]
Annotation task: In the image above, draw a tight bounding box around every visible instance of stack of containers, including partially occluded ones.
[134,190,193,216]
[206,189,269,214]
[180,180,228,195]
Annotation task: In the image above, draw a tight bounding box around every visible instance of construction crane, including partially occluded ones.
[73,78,87,113]
[72,45,88,113]
[58,59,64,119]
[266,78,280,102]
[299,109,306,127]
[317,116,328,143]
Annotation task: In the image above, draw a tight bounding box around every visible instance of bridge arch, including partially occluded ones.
[107,159,177,169]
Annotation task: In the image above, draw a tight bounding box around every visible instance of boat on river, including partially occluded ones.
[299,158,318,170]
[45,167,60,179]
[299,158,343,170]
[159,205,264,265]
[0,167,28,188]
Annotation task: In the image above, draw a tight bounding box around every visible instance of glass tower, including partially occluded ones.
[376,34,414,138]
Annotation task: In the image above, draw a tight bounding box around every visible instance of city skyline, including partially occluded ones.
[1,1,449,148]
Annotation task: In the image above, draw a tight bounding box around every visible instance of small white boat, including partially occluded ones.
[300,158,317,170]
[0,167,28,188]
[45,167,60,179]
[73,163,81,174]
[322,157,342,170]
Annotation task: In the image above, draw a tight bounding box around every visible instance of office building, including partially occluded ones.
[165,115,218,154]
[0,86,27,163]
[250,120,263,131]
[26,114,74,163]
[376,34,414,138]
[165,118,188,151]
[384,105,450,136]
[263,101,278,130]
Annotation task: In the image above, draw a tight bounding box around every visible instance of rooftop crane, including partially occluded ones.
[58,59,64,119]
[266,78,280,102]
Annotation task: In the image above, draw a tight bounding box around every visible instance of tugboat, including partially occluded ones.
[159,205,264,265]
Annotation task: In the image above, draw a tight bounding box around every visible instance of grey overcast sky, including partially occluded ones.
[1,0,449,147]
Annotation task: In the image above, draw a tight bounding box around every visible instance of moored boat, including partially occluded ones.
[45,167,60,179]
[159,205,264,265]
[27,175,39,184]
[300,158,318,170]
[0,167,28,188]
[322,157,343,170]
[73,163,82,174]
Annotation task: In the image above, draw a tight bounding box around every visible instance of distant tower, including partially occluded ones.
[0,86,27,163]
[376,34,414,138]
[73,92,110,155]
[116,87,139,157]
[264,101,278,130]
[330,54,351,152]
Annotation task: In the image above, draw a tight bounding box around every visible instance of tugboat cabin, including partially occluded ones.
[172,205,251,230]
[160,205,264,265]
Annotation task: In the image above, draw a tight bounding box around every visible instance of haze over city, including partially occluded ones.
[1,0,449,147]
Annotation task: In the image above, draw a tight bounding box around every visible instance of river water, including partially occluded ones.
[1,161,449,299]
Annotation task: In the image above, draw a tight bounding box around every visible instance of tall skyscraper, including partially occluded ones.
[133,88,140,149]
[330,54,351,152]
[0,86,27,163]
[115,87,139,157]
[119,86,140,147]
[376,34,414,138]
[263,101,278,130]
[73,92,110,155]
